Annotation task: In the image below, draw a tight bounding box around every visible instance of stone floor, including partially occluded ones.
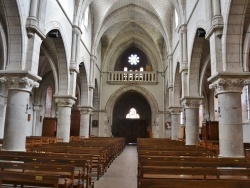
[94,145,138,188]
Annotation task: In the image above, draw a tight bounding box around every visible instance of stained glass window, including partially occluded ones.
[128,54,140,65]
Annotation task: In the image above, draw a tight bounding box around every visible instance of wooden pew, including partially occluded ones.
[0,171,64,188]
[139,166,250,180]
[29,146,104,179]
[0,161,75,187]
[139,179,250,188]
[138,149,216,157]
[137,138,250,188]
[0,154,89,188]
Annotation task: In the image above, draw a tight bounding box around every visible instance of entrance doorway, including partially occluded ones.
[117,119,147,143]
[112,90,151,143]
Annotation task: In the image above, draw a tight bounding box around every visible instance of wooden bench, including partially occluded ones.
[139,179,250,188]
[0,171,64,188]
[138,149,216,157]
[0,154,90,188]
[28,146,104,179]
[0,162,74,188]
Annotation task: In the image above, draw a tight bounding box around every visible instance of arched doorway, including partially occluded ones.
[112,90,151,144]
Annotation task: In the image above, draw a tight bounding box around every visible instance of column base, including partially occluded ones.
[218,154,245,158]
[1,148,26,152]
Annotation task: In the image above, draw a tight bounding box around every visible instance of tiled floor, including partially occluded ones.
[94,145,138,188]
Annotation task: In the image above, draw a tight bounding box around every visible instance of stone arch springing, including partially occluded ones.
[79,63,89,106]
[222,0,249,72]
[173,63,181,106]
[1,0,23,70]
[0,21,7,70]
[243,24,250,71]
[45,22,70,95]
[106,85,159,136]
[189,27,207,96]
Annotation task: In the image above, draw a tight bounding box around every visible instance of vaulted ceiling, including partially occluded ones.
[85,0,181,65]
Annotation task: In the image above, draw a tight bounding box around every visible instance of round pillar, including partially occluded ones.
[55,96,75,142]
[169,107,182,140]
[78,106,93,138]
[210,77,249,157]
[182,97,203,145]
[170,107,181,140]
[0,77,39,151]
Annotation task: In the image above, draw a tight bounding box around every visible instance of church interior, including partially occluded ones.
[0,0,250,187]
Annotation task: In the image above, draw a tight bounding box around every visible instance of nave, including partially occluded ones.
[95,145,137,188]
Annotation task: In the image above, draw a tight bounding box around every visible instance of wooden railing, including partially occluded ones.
[107,71,157,84]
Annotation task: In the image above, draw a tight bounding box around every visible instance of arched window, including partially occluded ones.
[84,6,89,28]
[126,108,140,119]
[45,85,53,117]
[175,9,179,28]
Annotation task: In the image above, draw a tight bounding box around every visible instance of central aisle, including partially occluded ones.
[94,145,138,188]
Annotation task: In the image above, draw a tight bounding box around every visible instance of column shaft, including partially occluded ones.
[80,112,90,138]
[185,108,199,145]
[55,96,75,143]
[218,92,244,157]
[212,0,221,16]
[3,90,30,151]
[209,76,250,157]
[79,107,92,138]
[171,113,181,140]
[56,106,72,142]
[29,0,39,17]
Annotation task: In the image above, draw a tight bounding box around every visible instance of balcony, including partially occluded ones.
[107,71,158,85]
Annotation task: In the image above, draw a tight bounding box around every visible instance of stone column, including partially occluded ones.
[89,56,96,107]
[181,97,203,145]
[206,0,223,75]
[54,96,75,142]
[69,26,81,97]
[29,0,39,18]
[0,76,39,151]
[209,75,250,157]
[179,25,188,98]
[32,104,42,136]
[169,107,182,140]
[78,106,93,138]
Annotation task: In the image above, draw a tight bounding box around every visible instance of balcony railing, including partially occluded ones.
[107,71,158,84]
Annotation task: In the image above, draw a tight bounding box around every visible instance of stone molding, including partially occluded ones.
[26,16,46,39]
[181,97,203,109]
[54,96,76,107]
[0,77,39,91]
[78,106,93,115]
[209,78,250,95]
[169,106,182,114]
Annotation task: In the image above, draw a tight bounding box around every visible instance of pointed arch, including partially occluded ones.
[106,85,159,135]
[45,22,70,95]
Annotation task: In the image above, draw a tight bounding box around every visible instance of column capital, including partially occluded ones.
[169,106,182,114]
[178,24,187,34]
[167,54,173,60]
[90,55,97,63]
[206,15,224,39]
[181,96,203,109]
[208,72,250,96]
[69,63,79,74]
[54,95,76,107]
[78,106,93,115]
[72,25,82,35]
[179,63,188,73]
[0,77,39,92]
